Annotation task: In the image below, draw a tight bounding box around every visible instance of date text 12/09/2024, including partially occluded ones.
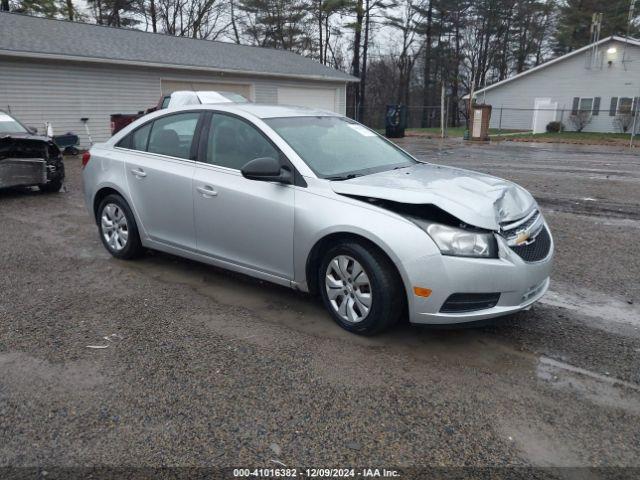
[233,468,401,478]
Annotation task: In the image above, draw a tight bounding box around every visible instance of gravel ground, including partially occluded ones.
[1,140,639,475]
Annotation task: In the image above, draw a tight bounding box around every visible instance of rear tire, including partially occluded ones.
[97,194,143,259]
[318,241,404,335]
[39,179,62,193]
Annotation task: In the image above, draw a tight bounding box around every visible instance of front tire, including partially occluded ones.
[319,242,404,335]
[97,194,143,259]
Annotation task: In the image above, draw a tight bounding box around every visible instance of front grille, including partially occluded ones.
[510,226,551,262]
[440,292,501,313]
[501,209,540,239]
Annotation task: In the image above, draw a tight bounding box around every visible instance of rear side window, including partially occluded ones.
[147,112,200,159]
[205,113,279,170]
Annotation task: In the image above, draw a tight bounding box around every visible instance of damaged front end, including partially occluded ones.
[0,135,65,190]
[352,196,552,264]
[353,198,501,259]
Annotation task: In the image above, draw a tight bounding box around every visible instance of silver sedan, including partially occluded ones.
[82,103,553,335]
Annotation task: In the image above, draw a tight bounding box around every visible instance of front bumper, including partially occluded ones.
[404,227,554,325]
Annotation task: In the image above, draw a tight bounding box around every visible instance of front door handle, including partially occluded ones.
[197,185,218,197]
[131,168,147,178]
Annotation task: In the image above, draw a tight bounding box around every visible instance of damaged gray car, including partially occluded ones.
[0,111,65,193]
[83,104,553,335]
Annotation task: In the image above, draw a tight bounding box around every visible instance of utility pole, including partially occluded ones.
[440,82,446,139]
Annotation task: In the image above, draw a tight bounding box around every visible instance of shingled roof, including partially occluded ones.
[0,12,356,82]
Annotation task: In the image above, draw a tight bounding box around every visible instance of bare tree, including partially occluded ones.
[384,0,423,105]
[568,111,592,132]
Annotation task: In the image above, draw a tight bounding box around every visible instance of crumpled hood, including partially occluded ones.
[330,163,536,230]
[0,134,60,161]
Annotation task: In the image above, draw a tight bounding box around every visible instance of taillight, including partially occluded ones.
[81,151,91,168]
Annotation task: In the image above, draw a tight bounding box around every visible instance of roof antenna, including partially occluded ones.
[587,13,603,69]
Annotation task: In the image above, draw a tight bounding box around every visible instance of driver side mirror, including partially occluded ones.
[241,157,292,184]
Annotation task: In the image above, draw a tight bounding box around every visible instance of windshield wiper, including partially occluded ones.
[326,173,360,181]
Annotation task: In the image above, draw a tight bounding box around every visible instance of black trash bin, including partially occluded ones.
[385,104,407,138]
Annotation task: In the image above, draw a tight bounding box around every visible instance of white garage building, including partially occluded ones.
[0,13,356,146]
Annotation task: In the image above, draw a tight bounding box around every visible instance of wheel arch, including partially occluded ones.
[92,186,127,224]
[304,231,409,302]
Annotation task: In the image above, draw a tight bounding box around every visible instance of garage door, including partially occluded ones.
[161,80,252,101]
[277,87,337,112]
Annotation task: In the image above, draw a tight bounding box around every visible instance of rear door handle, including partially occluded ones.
[131,168,147,178]
[197,185,218,197]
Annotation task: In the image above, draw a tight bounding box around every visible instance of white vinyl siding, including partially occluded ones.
[0,57,349,146]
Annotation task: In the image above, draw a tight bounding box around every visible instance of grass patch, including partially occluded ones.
[499,131,636,145]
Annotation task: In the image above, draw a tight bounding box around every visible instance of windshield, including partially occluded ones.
[265,116,416,178]
[0,112,28,134]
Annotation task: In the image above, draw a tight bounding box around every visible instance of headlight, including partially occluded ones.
[411,219,498,258]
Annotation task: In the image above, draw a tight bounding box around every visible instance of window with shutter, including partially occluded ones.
[571,97,579,115]
[633,97,639,116]
[609,97,618,116]
[619,97,633,114]
[592,97,601,115]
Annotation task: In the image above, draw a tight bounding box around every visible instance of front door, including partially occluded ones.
[193,113,295,280]
[124,111,201,250]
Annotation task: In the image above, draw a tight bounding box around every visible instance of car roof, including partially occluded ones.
[233,104,341,119]
[163,103,342,119]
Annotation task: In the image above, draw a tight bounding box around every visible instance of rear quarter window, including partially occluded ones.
[116,122,152,151]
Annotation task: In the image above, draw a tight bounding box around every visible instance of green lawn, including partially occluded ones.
[501,131,635,141]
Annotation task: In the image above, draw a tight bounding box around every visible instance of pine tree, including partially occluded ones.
[553,0,639,54]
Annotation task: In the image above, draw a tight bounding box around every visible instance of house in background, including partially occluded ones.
[0,13,357,145]
[469,36,640,134]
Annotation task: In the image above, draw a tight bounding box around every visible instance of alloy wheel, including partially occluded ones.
[101,203,129,252]
[325,255,372,323]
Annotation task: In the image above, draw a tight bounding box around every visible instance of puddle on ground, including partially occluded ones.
[541,285,640,335]
[537,356,640,415]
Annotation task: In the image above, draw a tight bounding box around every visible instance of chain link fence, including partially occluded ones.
[347,104,640,147]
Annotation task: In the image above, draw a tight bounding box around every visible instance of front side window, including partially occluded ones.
[205,114,279,170]
[0,112,27,134]
[147,112,200,159]
[265,116,416,178]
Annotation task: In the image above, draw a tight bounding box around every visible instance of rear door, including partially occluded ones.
[192,112,295,280]
[121,111,203,250]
